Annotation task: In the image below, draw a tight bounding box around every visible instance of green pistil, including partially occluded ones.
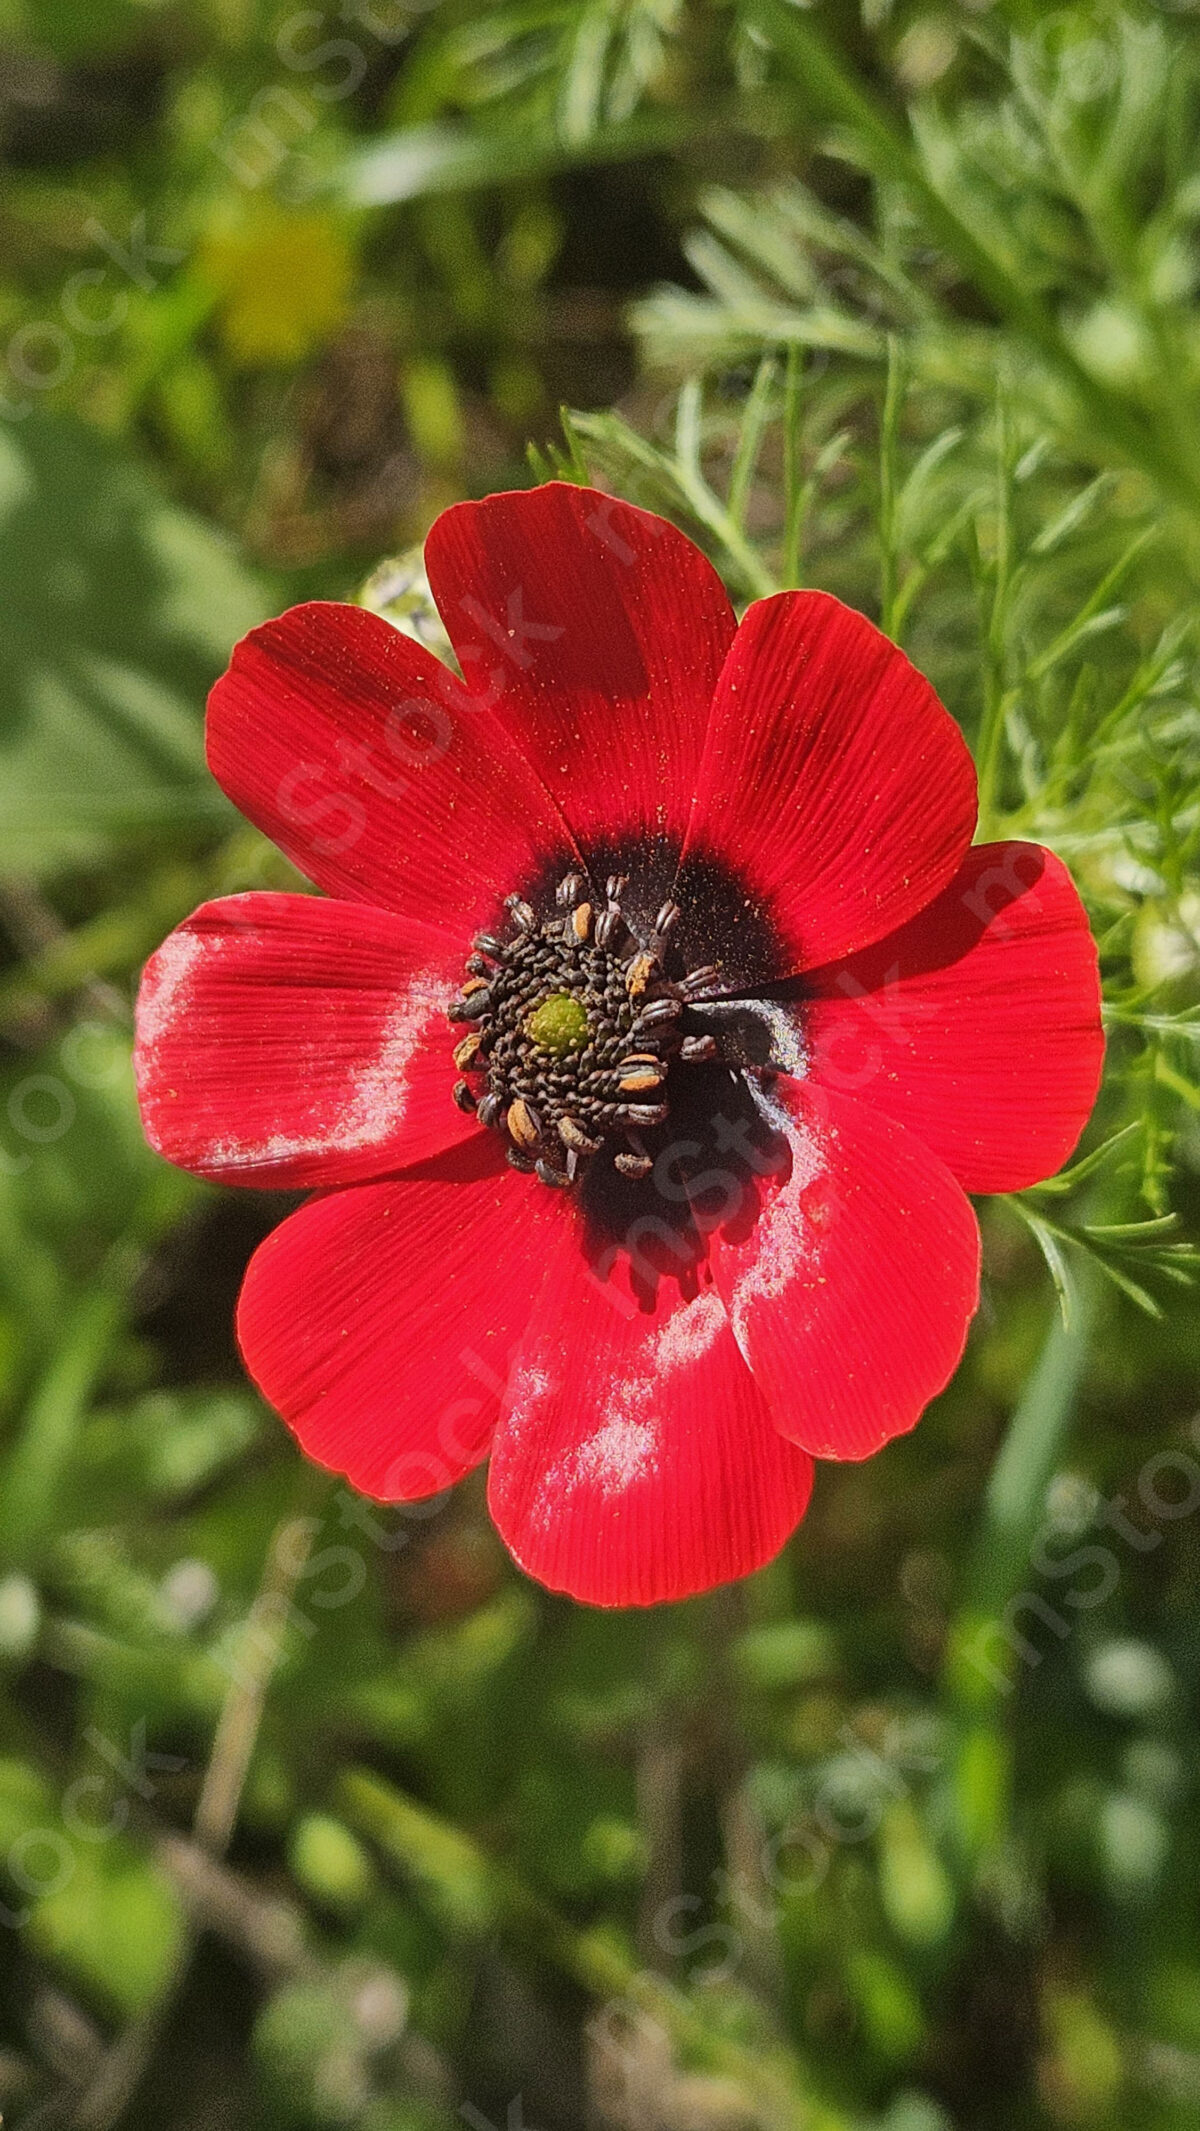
[525,990,589,1055]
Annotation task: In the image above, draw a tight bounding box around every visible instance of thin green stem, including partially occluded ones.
[782,341,806,587]
[676,378,778,598]
[938,1270,1097,1869]
[728,353,778,533]
[972,1273,1098,1618]
[878,335,906,638]
[973,385,1019,835]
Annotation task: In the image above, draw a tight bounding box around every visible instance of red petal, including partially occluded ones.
[679,593,978,981]
[487,1220,814,1606]
[236,1136,563,1499]
[207,602,579,931]
[709,1079,981,1461]
[425,484,736,915]
[802,842,1104,1193]
[135,894,475,1188]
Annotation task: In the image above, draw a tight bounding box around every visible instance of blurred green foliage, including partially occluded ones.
[3,2,1200,2128]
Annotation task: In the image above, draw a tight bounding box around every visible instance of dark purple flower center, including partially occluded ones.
[448,870,728,1188]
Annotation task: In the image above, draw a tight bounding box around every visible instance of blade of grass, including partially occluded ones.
[727,353,778,532]
[878,335,906,637]
[781,341,806,587]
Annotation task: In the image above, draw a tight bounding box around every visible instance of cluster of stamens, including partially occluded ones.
[448,870,722,1188]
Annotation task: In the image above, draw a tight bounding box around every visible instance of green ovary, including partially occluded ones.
[525,991,589,1054]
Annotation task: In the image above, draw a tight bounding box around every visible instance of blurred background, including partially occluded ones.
[3,1,1200,2126]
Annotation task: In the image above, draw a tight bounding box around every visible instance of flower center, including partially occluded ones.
[525,990,588,1055]
[448,870,722,1188]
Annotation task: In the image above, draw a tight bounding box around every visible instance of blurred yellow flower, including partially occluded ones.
[199,206,356,367]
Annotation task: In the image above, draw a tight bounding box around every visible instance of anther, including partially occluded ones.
[535,1158,570,1188]
[624,952,657,999]
[558,1116,600,1154]
[615,1150,653,1179]
[654,900,681,940]
[453,1081,477,1112]
[452,1033,483,1070]
[605,874,629,903]
[679,1034,719,1063]
[477,1093,503,1129]
[571,903,593,941]
[633,997,681,1033]
[505,895,538,934]
[679,964,722,998]
[506,1097,541,1148]
[618,1066,664,1093]
[448,991,490,1023]
[594,906,625,949]
[472,933,507,959]
[622,1101,670,1126]
[556,872,585,908]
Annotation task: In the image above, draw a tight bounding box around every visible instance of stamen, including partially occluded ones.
[632,998,681,1038]
[448,991,489,1023]
[448,866,727,1190]
[617,1064,664,1093]
[506,1097,540,1148]
[679,1033,719,1063]
[505,895,538,934]
[615,1150,653,1179]
[678,964,722,1000]
[558,1116,600,1154]
[594,903,626,950]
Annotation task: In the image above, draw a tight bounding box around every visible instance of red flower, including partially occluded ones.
[135,484,1103,1607]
